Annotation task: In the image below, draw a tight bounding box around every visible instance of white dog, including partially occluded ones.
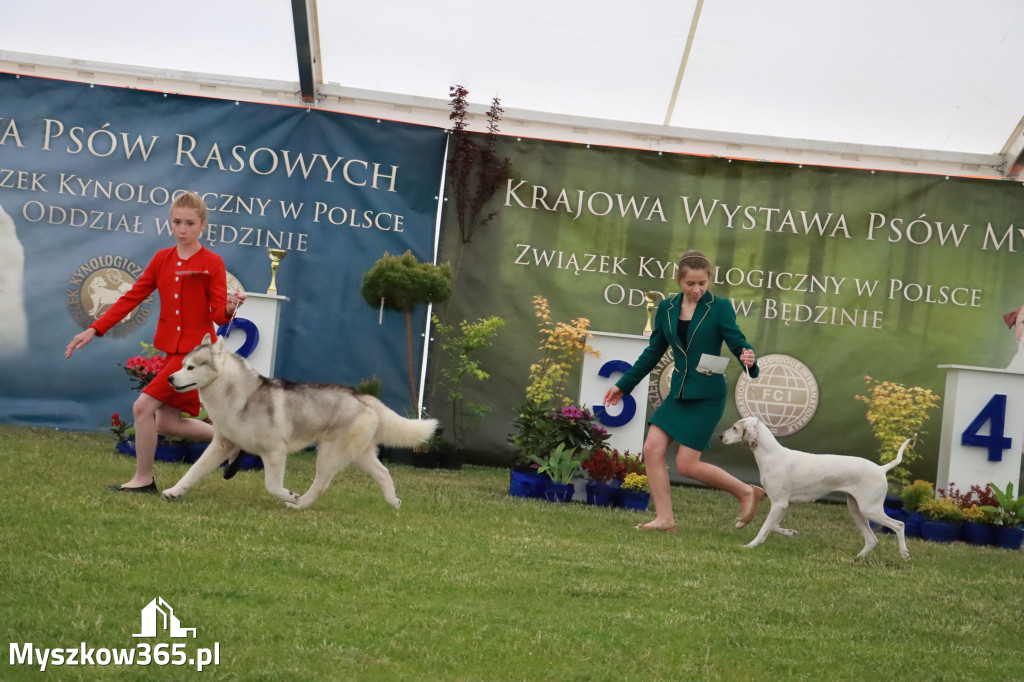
[719,417,911,560]
[164,335,438,509]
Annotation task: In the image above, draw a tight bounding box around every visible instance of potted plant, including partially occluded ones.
[899,479,934,538]
[360,250,453,407]
[507,296,602,497]
[581,448,627,507]
[855,376,941,493]
[961,505,998,546]
[530,443,586,503]
[918,497,964,543]
[113,343,214,464]
[980,482,1024,550]
[941,482,998,546]
[430,313,505,467]
[619,473,650,511]
[446,85,511,248]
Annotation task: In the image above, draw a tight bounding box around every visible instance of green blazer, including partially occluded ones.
[616,291,759,401]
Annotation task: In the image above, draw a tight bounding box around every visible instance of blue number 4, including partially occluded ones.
[961,394,1012,462]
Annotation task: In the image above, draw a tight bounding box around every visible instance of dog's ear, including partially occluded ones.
[744,421,759,449]
[201,333,212,346]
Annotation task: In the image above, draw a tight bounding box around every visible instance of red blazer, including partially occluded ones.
[91,246,230,354]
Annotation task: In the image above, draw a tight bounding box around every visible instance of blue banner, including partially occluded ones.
[0,73,447,429]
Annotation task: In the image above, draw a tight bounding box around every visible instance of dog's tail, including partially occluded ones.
[880,434,915,472]
[365,396,439,447]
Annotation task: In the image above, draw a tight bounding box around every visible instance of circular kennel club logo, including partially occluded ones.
[647,348,676,411]
[67,255,151,337]
[735,353,819,436]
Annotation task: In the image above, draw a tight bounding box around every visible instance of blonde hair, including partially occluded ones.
[676,249,712,278]
[171,191,207,223]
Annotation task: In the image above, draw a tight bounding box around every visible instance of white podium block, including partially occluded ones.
[219,293,289,378]
[579,331,652,454]
[936,364,1024,495]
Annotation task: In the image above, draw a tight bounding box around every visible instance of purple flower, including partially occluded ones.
[559,406,585,420]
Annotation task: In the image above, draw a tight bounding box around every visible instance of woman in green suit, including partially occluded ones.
[603,250,763,532]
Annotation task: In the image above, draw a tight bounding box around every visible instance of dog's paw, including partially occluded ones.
[162,488,182,501]
[774,527,799,538]
[391,498,402,510]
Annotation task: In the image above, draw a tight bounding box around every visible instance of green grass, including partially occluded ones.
[2,425,1023,681]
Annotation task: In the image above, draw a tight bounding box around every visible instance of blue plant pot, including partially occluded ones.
[871,506,906,534]
[234,453,263,471]
[585,480,620,507]
[114,438,187,463]
[961,521,995,546]
[619,488,650,511]
[920,520,960,543]
[509,467,550,498]
[543,482,575,503]
[185,443,208,464]
[993,525,1024,550]
[903,512,924,538]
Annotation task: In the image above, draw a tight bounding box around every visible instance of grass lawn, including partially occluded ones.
[2,425,1023,681]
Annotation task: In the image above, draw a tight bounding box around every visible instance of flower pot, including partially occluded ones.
[619,488,650,511]
[903,512,924,538]
[509,467,550,498]
[884,494,903,510]
[438,450,464,470]
[960,521,995,546]
[993,525,1024,550]
[543,482,575,503]
[920,520,960,543]
[871,506,906,534]
[234,453,263,471]
[585,480,620,507]
[380,447,417,466]
[413,450,441,469]
[114,438,187,463]
[185,442,208,464]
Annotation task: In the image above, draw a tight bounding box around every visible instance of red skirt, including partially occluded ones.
[142,352,202,416]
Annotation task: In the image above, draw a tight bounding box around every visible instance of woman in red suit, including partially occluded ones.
[66,191,246,492]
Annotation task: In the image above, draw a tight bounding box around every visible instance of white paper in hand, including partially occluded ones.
[696,353,729,375]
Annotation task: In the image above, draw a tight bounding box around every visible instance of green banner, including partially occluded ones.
[431,136,1024,481]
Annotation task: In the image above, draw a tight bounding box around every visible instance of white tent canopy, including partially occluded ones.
[3,0,1024,177]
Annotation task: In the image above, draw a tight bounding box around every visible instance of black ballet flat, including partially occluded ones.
[223,456,243,480]
[108,481,158,494]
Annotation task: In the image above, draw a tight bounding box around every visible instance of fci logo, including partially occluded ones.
[133,597,196,639]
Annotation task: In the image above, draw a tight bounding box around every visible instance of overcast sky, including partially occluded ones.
[3,0,1024,155]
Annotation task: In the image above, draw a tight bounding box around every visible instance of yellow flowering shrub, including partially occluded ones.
[854,376,940,488]
[524,296,599,406]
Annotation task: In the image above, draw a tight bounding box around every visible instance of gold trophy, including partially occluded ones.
[266,248,287,295]
[643,292,656,336]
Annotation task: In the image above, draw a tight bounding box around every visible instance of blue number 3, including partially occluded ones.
[960,393,1012,462]
[594,360,636,428]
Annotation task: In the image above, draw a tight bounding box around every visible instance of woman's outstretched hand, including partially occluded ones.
[65,327,97,358]
[603,386,623,407]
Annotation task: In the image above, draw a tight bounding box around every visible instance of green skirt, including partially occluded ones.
[649,394,728,451]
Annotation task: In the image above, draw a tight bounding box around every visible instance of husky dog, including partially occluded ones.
[164,335,437,509]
